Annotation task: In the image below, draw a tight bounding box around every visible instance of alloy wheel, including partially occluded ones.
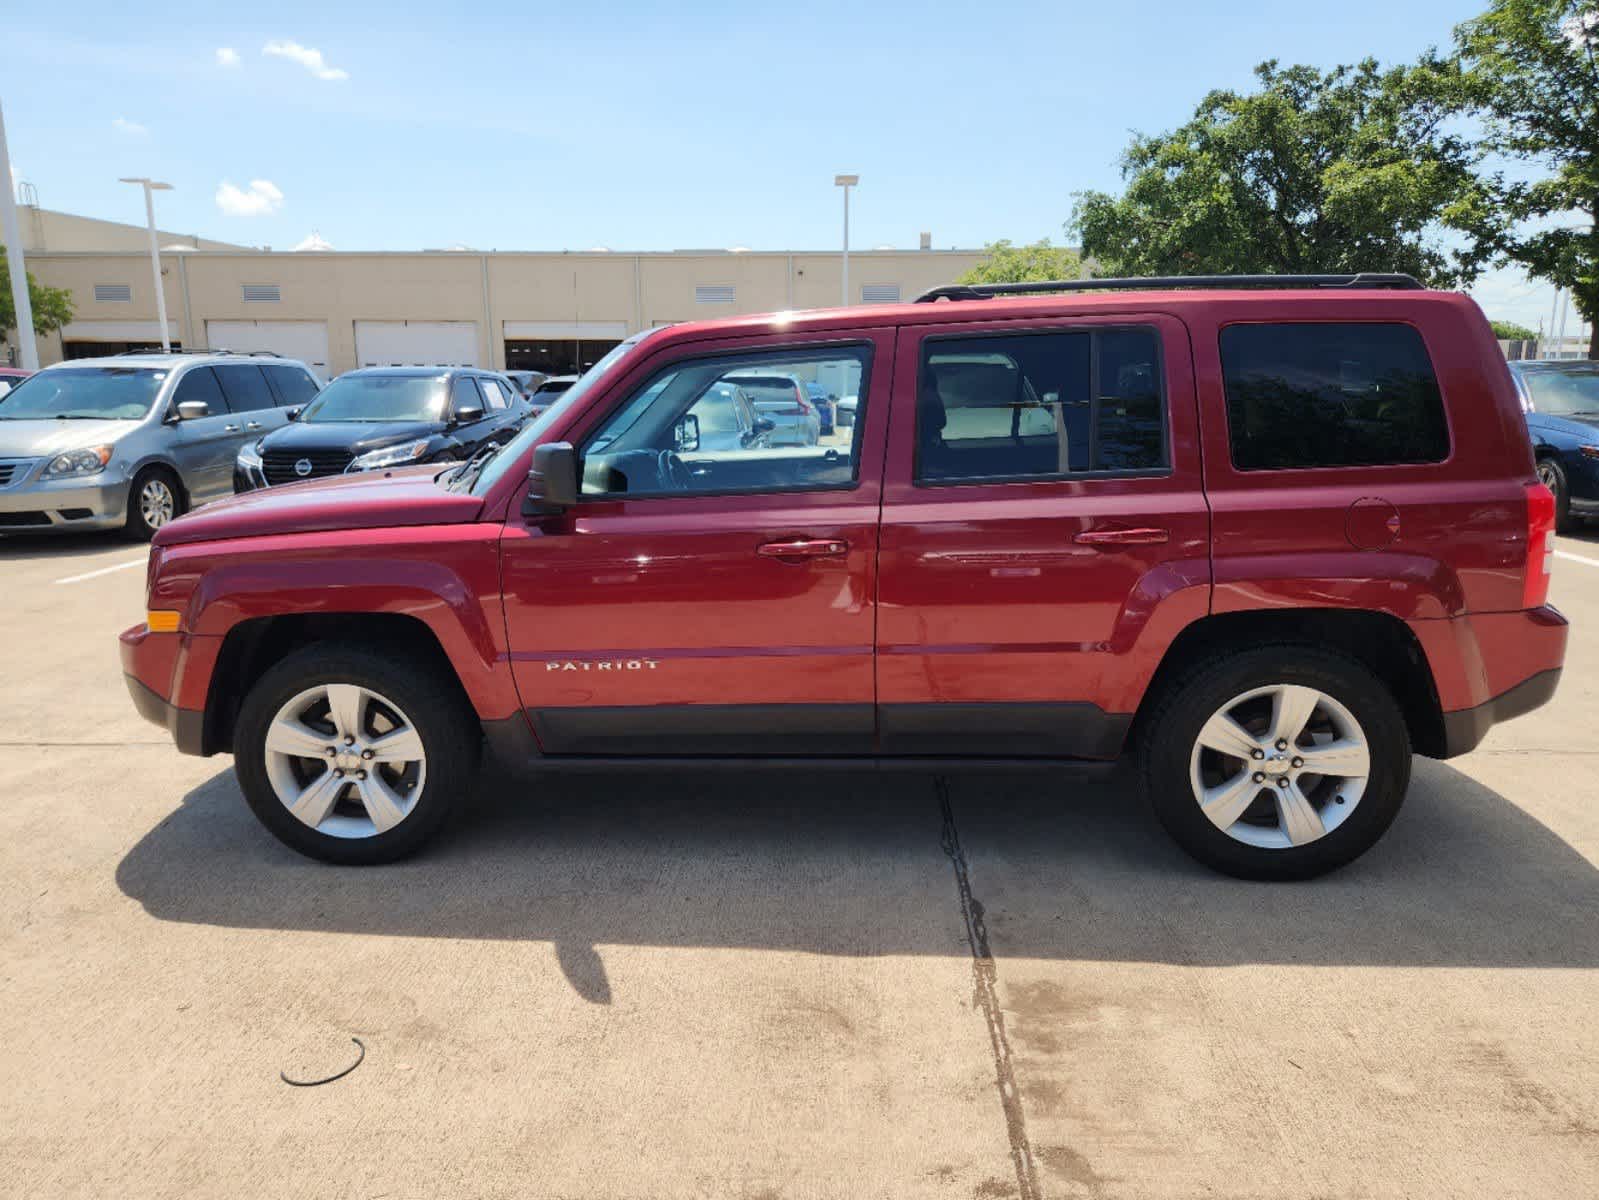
[263,683,427,839]
[1188,684,1370,850]
[140,478,176,529]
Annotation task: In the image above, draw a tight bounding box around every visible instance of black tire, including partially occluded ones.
[233,643,480,865]
[123,466,185,541]
[1139,644,1411,881]
[1537,457,1576,533]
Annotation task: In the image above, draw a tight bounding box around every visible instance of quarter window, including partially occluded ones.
[916,327,1166,483]
[1219,323,1449,470]
[580,346,871,498]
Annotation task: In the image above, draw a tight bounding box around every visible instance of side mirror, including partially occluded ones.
[673,413,700,453]
[523,441,578,517]
[285,405,304,421]
[753,415,776,435]
[453,402,485,426]
[176,399,211,421]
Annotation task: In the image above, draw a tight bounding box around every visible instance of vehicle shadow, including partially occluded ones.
[0,530,133,559]
[116,756,1598,1001]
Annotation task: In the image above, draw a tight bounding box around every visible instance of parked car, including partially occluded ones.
[124,273,1566,880]
[674,382,775,453]
[0,366,31,398]
[528,375,579,415]
[234,367,529,492]
[0,352,321,538]
[836,392,858,428]
[504,369,549,400]
[1509,358,1599,531]
[726,372,820,446]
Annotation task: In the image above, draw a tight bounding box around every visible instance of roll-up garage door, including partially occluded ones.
[353,321,479,368]
[205,320,331,373]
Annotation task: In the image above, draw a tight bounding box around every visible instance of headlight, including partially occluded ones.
[42,445,113,479]
[1580,445,1599,461]
[237,440,264,469]
[347,438,432,472]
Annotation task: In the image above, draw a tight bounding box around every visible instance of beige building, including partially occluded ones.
[8,207,987,376]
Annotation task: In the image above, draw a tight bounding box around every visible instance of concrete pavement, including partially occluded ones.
[0,528,1595,1198]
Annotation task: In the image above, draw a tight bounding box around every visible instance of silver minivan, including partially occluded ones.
[0,352,321,538]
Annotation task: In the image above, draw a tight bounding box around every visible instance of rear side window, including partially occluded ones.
[263,364,320,408]
[916,327,1166,483]
[212,364,276,412]
[1219,323,1449,471]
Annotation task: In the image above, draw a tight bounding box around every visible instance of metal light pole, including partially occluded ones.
[0,100,39,370]
[119,177,173,351]
[834,174,858,307]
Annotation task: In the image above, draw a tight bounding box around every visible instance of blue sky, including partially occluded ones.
[3,0,1583,332]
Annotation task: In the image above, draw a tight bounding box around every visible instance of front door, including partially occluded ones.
[875,312,1211,757]
[166,367,241,501]
[499,329,894,755]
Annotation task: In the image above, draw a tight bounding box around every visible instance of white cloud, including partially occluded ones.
[112,117,148,136]
[215,46,241,68]
[291,231,333,251]
[215,179,284,217]
[262,39,348,81]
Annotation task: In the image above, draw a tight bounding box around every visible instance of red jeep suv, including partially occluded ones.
[120,274,1567,879]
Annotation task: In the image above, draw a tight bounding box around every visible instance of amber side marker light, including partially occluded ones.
[146,611,181,633]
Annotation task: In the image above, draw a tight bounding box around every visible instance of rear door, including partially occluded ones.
[213,363,291,450]
[875,312,1210,757]
[498,329,891,754]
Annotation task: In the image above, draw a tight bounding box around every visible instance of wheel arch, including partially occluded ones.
[1130,608,1447,759]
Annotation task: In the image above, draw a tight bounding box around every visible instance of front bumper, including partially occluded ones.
[120,621,219,756]
[0,458,128,531]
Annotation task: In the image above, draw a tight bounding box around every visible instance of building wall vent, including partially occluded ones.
[93,283,132,303]
[861,283,901,304]
[695,284,736,304]
[242,283,282,303]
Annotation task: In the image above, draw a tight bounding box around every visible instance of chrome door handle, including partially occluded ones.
[757,538,848,560]
[222,423,241,433]
[1074,526,1170,547]
[244,421,263,430]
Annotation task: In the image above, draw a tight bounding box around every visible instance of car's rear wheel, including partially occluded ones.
[1537,457,1575,533]
[233,644,479,864]
[124,466,183,541]
[1140,645,1410,880]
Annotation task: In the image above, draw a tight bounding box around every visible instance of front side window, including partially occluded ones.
[0,367,165,421]
[172,366,226,414]
[580,346,871,498]
[1220,323,1449,470]
[916,327,1166,483]
[300,375,447,423]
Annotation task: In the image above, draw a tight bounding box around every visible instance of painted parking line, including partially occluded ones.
[1554,549,1599,570]
[53,558,147,585]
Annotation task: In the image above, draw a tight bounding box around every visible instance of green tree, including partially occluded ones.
[1456,1,1599,357]
[1490,319,1540,338]
[0,247,74,341]
[957,239,1081,285]
[1070,60,1503,288]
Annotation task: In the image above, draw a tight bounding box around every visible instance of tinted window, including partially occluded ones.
[263,364,320,408]
[171,366,226,415]
[212,364,276,413]
[452,375,484,416]
[581,346,871,498]
[1220,323,1449,470]
[917,327,1166,483]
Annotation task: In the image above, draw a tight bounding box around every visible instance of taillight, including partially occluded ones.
[1523,482,1556,609]
[793,385,812,414]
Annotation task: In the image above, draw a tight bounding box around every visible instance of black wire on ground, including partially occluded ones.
[280,1037,366,1087]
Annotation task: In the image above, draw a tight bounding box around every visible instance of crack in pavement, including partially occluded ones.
[937,775,1041,1200]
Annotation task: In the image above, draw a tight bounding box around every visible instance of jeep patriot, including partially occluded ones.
[120,274,1568,878]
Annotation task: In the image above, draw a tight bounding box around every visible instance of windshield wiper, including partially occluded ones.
[448,443,502,491]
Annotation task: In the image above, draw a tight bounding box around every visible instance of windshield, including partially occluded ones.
[0,367,164,420]
[1523,366,1599,416]
[468,337,644,495]
[300,375,447,423]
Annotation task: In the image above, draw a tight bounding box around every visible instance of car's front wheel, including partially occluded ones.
[1140,645,1410,880]
[233,644,480,864]
[124,466,184,541]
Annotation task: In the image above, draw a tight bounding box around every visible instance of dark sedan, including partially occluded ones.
[234,367,529,491]
[1511,359,1599,530]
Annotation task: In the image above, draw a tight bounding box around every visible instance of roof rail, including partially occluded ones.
[914,272,1426,303]
[243,349,283,358]
[113,347,226,356]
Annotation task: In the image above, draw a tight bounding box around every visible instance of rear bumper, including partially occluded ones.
[1424,605,1569,758]
[1440,668,1563,758]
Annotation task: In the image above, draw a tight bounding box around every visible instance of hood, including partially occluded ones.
[153,463,483,547]
[260,419,445,455]
[1527,411,1599,440]
[0,418,141,458]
